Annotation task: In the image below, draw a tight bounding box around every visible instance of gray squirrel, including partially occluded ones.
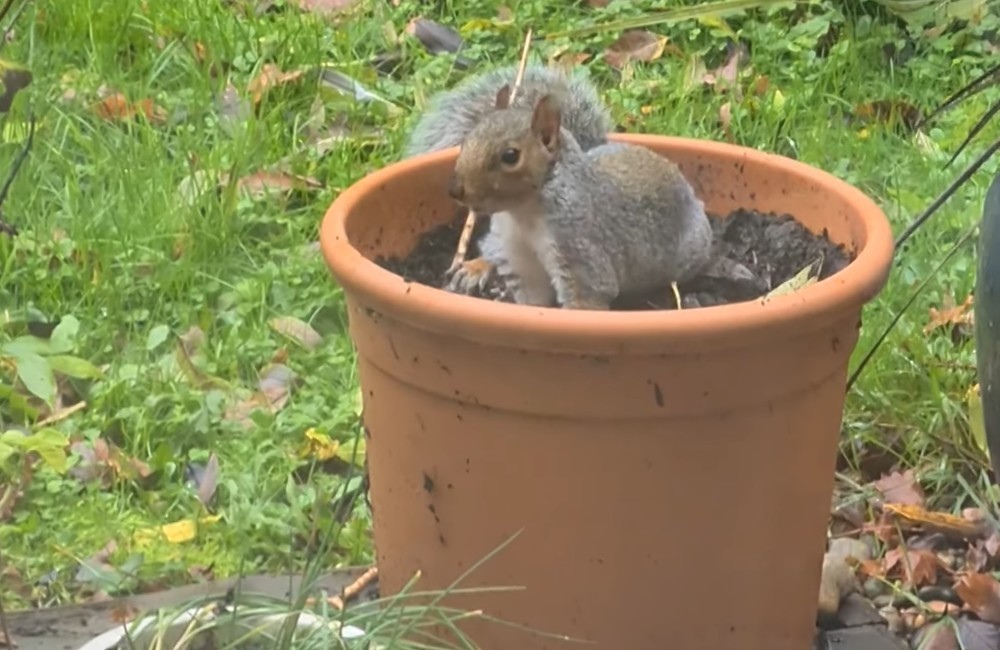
[403,63,613,158]
[445,89,714,310]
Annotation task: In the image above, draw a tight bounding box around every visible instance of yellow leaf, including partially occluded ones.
[133,515,222,547]
[336,435,367,467]
[968,383,988,455]
[299,427,340,461]
[763,256,822,301]
[857,127,869,140]
[697,15,735,37]
[772,89,786,110]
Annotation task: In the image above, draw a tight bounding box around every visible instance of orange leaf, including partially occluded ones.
[873,470,925,507]
[882,503,988,540]
[955,573,1000,624]
[247,64,305,104]
[93,93,166,124]
[924,293,974,335]
[883,548,942,588]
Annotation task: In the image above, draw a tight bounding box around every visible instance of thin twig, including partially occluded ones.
[447,30,534,275]
[846,220,980,392]
[36,400,87,427]
[306,566,379,610]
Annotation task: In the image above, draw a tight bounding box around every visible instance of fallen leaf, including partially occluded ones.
[133,514,222,546]
[291,0,357,15]
[873,470,925,507]
[967,545,991,573]
[223,363,296,429]
[270,316,322,349]
[68,438,151,488]
[719,101,734,142]
[588,0,610,6]
[751,74,770,96]
[702,41,750,95]
[603,30,669,70]
[247,64,305,105]
[547,47,591,74]
[925,293,974,335]
[968,383,988,456]
[298,427,340,461]
[233,170,323,198]
[854,100,922,132]
[93,93,166,123]
[192,453,219,506]
[881,503,988,540]
[913,623,959,650]
[956,573,1000,624]
[109,603,140,624]
[763,257,821,300]
[883,548,942,588]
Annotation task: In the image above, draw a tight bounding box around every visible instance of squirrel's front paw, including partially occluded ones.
[445,257,494,295]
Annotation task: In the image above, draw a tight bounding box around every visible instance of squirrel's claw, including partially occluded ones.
[446,257,494,295]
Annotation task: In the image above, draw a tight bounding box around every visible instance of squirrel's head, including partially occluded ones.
[448,88,562,214]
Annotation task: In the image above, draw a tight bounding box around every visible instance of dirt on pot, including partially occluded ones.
[376,208,854,310]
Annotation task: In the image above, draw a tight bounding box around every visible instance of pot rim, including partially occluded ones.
[320,135,895,348]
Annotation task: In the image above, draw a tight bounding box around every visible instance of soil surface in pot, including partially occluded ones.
[376,207,854,310]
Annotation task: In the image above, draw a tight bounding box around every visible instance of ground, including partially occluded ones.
[0,0,998,641]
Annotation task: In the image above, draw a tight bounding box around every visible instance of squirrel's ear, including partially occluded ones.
[531,95,561,152]
[494,84,512,109]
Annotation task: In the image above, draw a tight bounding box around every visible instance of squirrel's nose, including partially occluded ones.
[447,175,465,201]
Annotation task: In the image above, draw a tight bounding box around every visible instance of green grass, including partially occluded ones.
[0,0,999,610]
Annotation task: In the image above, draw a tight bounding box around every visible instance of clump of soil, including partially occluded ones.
[376,208,853,310]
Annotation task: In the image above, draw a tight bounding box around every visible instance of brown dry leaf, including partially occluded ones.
[588,0,610,6]
[604,30,669,70]
[291,0,356,15]
[854,100,923,132]
[234,171,322,198]
[223,363,296,429]
[110,603,141,624]
[883,548,942,588]
[93,93,167,124]
[269,316,322,350]
[986,531,1000,557]
[702,42,749,95]
[955,573,1000,624]
[69,438,152,488]
[925,294,974,335]
[751,74,770,96]
[719,101,734,142]
[873,470,925,507]
[967,544,991,573]
[548,48,591,74]
[882,503,989,541]
[195,453,220,506]
[247,64,305,105]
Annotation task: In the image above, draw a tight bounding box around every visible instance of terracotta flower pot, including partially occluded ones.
[319,135,894,650]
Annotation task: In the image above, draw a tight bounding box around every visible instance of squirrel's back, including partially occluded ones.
[552,141,714,290]
[403,64,613,157]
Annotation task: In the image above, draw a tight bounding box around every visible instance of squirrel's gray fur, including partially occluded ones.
[403,64,613,158]
[447,96,713,309]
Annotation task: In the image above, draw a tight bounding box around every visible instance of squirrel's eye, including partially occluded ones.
[500,148,520,166]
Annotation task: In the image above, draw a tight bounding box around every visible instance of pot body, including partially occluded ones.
[321,136,894,650]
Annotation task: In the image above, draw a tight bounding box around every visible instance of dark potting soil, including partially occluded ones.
[376,208,853,310]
